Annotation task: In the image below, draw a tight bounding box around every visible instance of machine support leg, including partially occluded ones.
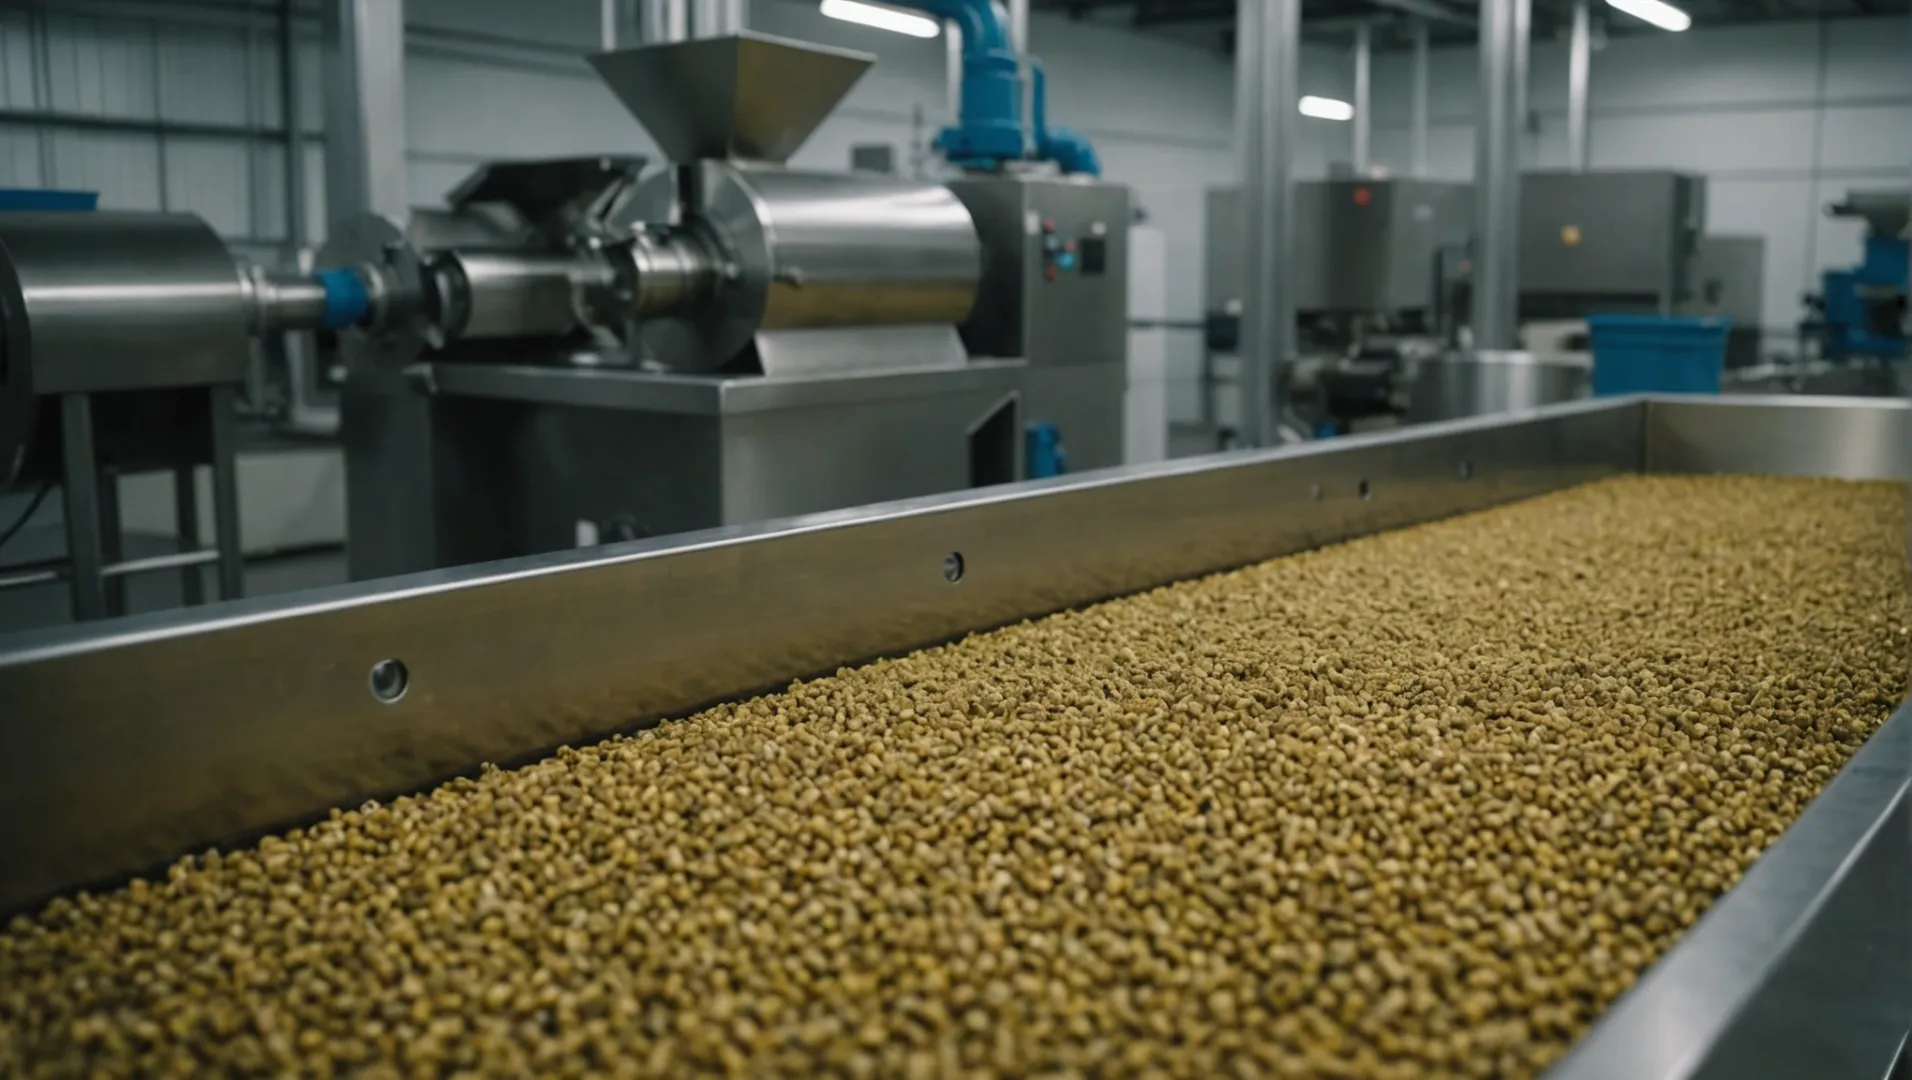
[58,393,106,622]
[97,463,126,617]
[174,464,204,606]
[208,385,245,602]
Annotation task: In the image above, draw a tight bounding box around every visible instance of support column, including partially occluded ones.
[321,0,408,223]
[689,0,745,37]
[1009,0,1031,153]
[1237,0,1300,447]
[1568,0,1591,171]
[1410,20,1430,177]
[637,0,689,43]
[1353,23,1372,176]
[58,394,104,622]
[1472,0,1529,351]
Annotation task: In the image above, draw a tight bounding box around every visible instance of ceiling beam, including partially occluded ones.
[1366,0,1474,24]
[1132,1,1234,26]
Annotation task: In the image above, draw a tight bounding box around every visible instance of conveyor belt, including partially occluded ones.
[1,473,1903,1078]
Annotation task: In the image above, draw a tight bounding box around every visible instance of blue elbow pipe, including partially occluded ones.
[890,0,1099,175]
[1030,61,1099,177]
[892,0,1023,166]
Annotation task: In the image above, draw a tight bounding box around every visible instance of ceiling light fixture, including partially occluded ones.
[1604,0,1691,32]
[1299,96,1356,122]
[819,0,941,38]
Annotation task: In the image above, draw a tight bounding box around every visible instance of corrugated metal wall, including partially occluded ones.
[0,1,321,267]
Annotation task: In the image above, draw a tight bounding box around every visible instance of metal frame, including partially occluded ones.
[0,395,1909,1078]
[8,389,246,620]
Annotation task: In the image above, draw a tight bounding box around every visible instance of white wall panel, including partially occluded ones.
[165,135,252,231]
[0,123,44,186]
[153,20,252,125]
[1591,108,1818,173]
[1823,18,1912,99]
[1589,24,1820,110]
[0,9,39,110]
[48,129,160,209]
[45,13,157,118]
[403,53,646,161]
[1819,104,1912,172]
[1705,178,1814,330]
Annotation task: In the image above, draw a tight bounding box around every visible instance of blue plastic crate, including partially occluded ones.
[0,188,98,212]
[1586,314,1729,396]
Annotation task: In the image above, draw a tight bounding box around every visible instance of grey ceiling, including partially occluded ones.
[1035,0,1912,52]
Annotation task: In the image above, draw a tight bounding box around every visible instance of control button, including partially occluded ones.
[1042,234,1062,252]
[1042,218,1057,233]
[1044,265,1058,282]
[1057,252,1077,272]
[1064,239,1077,253]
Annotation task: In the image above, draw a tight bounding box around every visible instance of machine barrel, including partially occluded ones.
[745,170,982,331]
[0,212,254,395]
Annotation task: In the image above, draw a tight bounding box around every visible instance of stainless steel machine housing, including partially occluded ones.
[327,32,1140,579]
[1204,179,1473,318]
[1519,169,1707,317]
[948,174,1131,472]
[1684,234,1766,367]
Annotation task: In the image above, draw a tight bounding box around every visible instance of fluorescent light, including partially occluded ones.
[1604,0,1691,31]
[1299,96,1355,122]
[820,0,941,38]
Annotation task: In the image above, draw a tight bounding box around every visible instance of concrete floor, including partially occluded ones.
[0,525,348,639]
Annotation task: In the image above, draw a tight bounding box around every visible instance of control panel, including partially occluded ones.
[1040,217,1110,282]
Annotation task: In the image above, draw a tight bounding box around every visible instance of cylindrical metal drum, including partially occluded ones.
[0,212,251,397]
[0,212,251,489]
[428,251,607,341]
[632,163,982,373]
[1405,349,1591,425]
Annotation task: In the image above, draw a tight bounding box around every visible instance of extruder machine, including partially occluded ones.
[0,18,1130,585]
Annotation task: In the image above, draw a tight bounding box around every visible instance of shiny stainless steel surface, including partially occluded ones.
[750,325,969,377]
[588,33,871,165]
[430,250,602,341]
[635,162,983,374]
[627,227,721,317]
[1549,696,1912,1080]
[0,398,1639,911]
[1233,0,1299,447]
[320,0,409,223]
[1472,0,1528,349]
[340,357,1026,579]
[1646,395,1911,480]
[426,356,1023,415]
[949,175,1130,470]
[1405,349,1591,424]
[3,397,1909,1077]
[0,212,251,394]
[241,264,328,334]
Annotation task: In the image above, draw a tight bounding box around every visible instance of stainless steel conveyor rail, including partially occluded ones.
[1,394,1908,1079]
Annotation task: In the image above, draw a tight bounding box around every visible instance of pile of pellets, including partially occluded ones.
[2,474,1906,1079]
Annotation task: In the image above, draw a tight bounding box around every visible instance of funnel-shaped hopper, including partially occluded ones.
[590,32,874,165]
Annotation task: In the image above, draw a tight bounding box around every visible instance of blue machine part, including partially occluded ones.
[1817,233,1908,361]
[0,188,98,212]
[315,266,372,331]
[891,0,1099,175]
[1026,421,1067,478]
[1030,62,1100,177]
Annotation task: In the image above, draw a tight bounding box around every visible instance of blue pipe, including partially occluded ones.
[1030,61,1099,177]
[889,0,1098,175]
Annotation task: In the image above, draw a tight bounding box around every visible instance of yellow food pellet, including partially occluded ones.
[0,474,1903,1079]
